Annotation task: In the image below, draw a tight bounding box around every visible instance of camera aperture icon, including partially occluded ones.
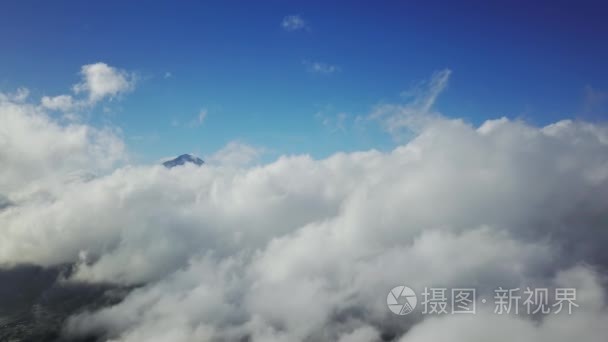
[387,286,417,315]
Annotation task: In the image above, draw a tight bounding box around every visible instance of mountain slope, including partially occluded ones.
[162,154,204,168]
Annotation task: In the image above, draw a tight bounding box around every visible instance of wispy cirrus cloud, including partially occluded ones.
[186,108,208,127]
[198,108,208,123]
[316,110,349,132]
[370,68,451,139]
[171,108,209,128]
[582,85,608,117]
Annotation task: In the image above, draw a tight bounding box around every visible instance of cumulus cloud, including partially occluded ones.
[3,70,608,341]
[282,15,307,31]
[0,93,126,197]
[50,115,608,341]
[73,62,135,103]
[40,62,136,114]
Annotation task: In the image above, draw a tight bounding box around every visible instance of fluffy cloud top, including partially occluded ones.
[0,94,125,196]
[2,77,608,341]
[207,141,264,166]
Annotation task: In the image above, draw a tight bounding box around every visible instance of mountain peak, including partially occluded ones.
[162,154,204,168]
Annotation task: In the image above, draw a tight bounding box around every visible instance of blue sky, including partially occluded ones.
[1,0,607,163]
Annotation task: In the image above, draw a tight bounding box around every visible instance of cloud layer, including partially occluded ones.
[2,79,608,341]
[0,93,125,196]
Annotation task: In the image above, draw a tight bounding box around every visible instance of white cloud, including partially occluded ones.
[73,62,135,103]
[316,110,349,132]
[305,61,340,74]
[5,87,30,102]
[3,70,608,341]
[197,108,207,125]
[371,68,451,138]
[282,15,307,31]
[49,113,608,339]
[583,85,608,116]
[39,62,136,115]
[400,267,608,342]
[207,141,264,166]
[187,108,208,127]
[41,94,77,112]
[0,91,126,197]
